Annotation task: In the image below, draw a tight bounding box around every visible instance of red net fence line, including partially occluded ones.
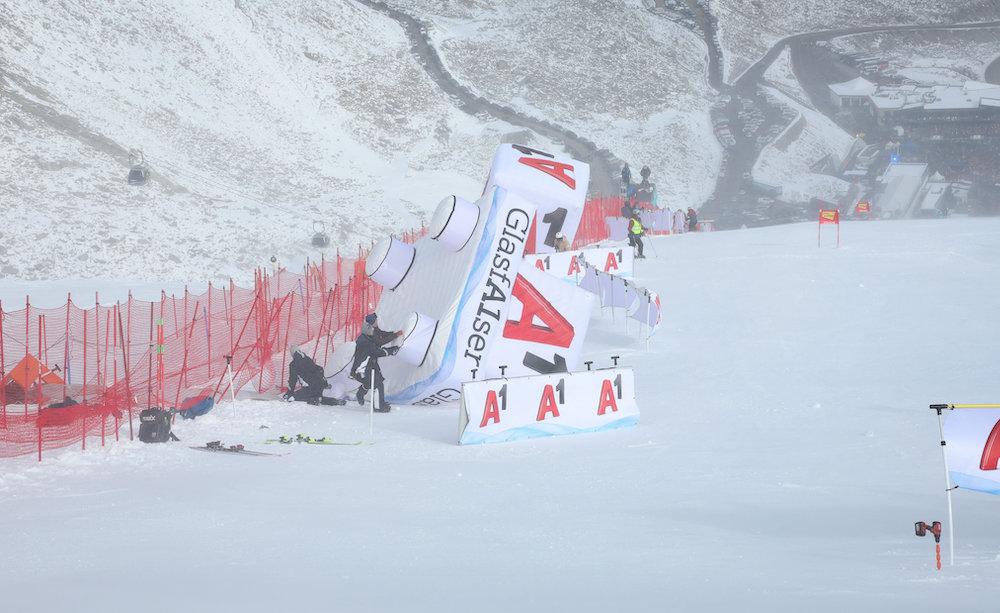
[0,244,398,459]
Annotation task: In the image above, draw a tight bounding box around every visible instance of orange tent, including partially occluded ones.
[1,354,63,390]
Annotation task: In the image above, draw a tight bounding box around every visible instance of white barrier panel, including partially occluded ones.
[578,260,663,336]
[528,246,633,282]
[483,264,595,379]
[372,186,537,406]
[459,368,639,445]
[485,144,590,254]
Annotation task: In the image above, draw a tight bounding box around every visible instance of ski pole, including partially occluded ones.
[369,367,375,444]
[225,355,237,417]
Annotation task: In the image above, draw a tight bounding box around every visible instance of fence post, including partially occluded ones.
[0,299,6,428]
[24,295,29,414]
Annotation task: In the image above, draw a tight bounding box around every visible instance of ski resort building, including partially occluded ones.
[871,163,952,218]
[828,80,1000,141]
[829,77,877,108]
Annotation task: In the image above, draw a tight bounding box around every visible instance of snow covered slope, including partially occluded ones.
[3,217,1000,611]
[383,0,723,209]
[710,0,996,82]
[0,1,545,284]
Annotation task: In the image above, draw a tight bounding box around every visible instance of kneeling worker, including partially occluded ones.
[284,345,343,405]
[351,313,401,413]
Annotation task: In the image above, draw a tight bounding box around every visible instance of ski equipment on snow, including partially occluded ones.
[265,434,364,446]
[190,441,280,456]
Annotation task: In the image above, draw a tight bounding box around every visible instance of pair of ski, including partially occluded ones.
[265,434,364,446]
[190,441,281,457]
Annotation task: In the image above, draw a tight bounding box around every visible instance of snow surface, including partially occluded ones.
[3,218,1000,611]
[0,0,557,284]
[830,29,1000,84]
[709,0,995,83]
[385,0,724,209]
[753,73,855,204]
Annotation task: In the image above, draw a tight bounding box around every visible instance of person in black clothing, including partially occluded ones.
[351,313,401,412]
[621,163,631,191]
[284,345,341,405]
[687,207,699,232]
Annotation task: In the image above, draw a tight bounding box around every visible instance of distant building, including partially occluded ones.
[874,162,929,218]
[871,163,953,218]
[828,79,1000,141]
[829,77,877,108]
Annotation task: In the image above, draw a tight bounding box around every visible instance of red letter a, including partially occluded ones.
[480,390,501,428]
[567,257,581,276]
[981,419,1000,470]
[597,379,618,416]
[604,252,619,272]
[536,385,560,421]
[518,157,576,190]
[504,275,575,348]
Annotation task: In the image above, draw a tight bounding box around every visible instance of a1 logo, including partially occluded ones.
[479,383,508,428]
[536,378,565,421]
[597,374,623,416]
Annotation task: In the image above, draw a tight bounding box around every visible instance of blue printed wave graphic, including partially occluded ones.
[460,415,639,445]
[950,471,1000,495]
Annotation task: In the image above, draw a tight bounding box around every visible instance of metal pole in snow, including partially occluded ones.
[226,355,237,417]
[935,407,955,566]
[369,367,375,444]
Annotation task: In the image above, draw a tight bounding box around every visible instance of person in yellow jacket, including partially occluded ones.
[628,213,645,259]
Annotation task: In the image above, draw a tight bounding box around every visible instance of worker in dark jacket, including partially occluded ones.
[628,213,646,259]
[621,163,631,191]
[351,313,401,412]
[284,345,334,405]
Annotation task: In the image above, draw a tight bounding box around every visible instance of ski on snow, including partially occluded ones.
[265,435,366,446]
[190,441,282,456]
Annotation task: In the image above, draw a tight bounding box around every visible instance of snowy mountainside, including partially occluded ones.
[0,0,547,284]
[830,29,1000,84]
[709,0,998,82]
[384,0,724,208]
[754,48,855,204]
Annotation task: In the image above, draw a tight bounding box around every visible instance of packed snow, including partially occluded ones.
[3,218,1000,611]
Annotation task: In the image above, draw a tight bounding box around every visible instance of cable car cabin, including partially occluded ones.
[311,220,330,248]
[127,166,149,186]
[311,231,331,248]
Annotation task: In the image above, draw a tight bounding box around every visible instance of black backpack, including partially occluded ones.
[138,408,179,443]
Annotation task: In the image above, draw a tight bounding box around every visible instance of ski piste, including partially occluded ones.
[191,441,282,457]
[265,435,366,446]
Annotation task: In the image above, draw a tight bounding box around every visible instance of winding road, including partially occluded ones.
[352,0,622,196]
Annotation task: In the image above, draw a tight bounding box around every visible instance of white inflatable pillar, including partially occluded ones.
[366,236,416,291]
[396,311,437,367]
[430,195,480,252]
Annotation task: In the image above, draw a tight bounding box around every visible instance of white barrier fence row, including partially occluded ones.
[526,245,633,282]
[459,367,638,445]
[577,258,662,337]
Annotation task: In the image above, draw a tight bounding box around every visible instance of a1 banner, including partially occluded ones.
[485,144,590,254]
[528,246,633,282]
[944,408,1000,494]
[459,367,639,445]
[482,264,595,379]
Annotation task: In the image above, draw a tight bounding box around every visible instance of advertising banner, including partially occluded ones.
[944,408,1000,495]
[527,246,633,282]
[482,264,595,380]
[459,368,638,444]
[485,144,590,254]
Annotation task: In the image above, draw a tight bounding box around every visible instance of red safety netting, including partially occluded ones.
[0,229,437,459]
